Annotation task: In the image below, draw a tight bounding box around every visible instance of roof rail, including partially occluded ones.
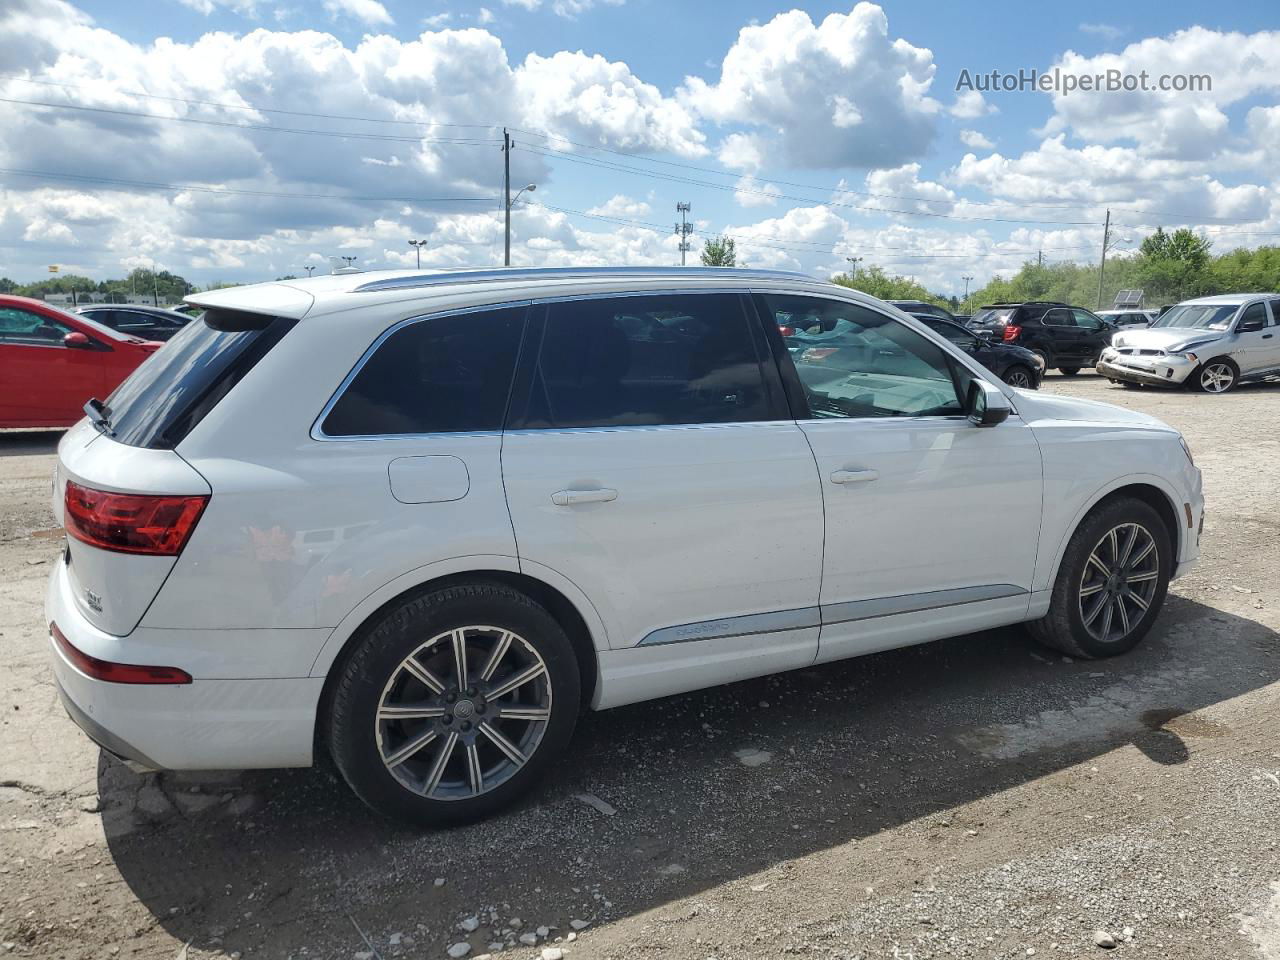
[353,265,821,294]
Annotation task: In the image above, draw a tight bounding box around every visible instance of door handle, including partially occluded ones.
[1264,334,1274,339]
[551,488,618,506]
[830,469,879,485]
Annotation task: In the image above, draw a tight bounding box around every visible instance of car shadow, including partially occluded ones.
[98,595,1277,956]
[0,429,63,457]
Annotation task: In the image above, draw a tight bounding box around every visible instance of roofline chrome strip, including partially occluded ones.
[353,266,822,294]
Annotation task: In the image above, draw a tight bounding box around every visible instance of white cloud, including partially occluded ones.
[1079,22,1124,42]
[959,129,994,150]
[716,132,766,173]
[422,12,452,28]
[499,0,622,16]
[949,90,996,119]
[476,7,495,24]
[680,4,940,169]
[322,0,392,25]
[1042,26,1280,161]
[585,194,651,218]
[177,0,262,16]
[733,176,782,208]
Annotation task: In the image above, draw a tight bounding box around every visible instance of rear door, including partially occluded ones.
[761,293,1042,664]
[0,305,105,426]
[502,291,824,676]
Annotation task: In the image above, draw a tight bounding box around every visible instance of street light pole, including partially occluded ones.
[1096,209,1111,310]
[962,275,974,299]
[304,265,315,277]
[408,239,426,269]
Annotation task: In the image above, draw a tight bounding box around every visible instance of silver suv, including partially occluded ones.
[1098,293,1280,393]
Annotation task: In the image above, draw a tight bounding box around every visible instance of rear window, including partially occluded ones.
[971,307,1016,326]
[104,311,295,449]
[320,306,527,437]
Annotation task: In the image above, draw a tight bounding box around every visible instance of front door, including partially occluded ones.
[1072,308,1112,362]
[0,306,105,427]
[501,291,825,681]
[759,293,1043,664]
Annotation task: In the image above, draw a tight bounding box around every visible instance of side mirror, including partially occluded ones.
[63,331,92,349]
[966,379,1011,427]
[1237,316,1265,333]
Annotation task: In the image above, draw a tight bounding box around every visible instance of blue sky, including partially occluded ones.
[3,0,1278,295]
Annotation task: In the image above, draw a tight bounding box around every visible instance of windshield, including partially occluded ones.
[1152,304,1238,330]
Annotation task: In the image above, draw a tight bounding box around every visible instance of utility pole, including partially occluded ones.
[674,202,692,266]
[152,267,159,307]
[503,128,512,267]
[408,238,427,269]
[1096,208,1111,309]
[962,275,974,299]
[1037,249,1043,268]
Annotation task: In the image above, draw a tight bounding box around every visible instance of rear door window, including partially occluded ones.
[518,293,775,429]
[321,306,527,437]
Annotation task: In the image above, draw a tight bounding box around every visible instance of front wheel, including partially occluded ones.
[1193,358,1238,394]
[1027,497,1171,659]
[328,583,581,825]
[1001,364,1036,389]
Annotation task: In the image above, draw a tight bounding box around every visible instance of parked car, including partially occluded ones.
[967,301,1115,375]
[1097,293,1280,393]
[911,314,1044,388]
[47,267,1202,825]
[887,299,958,322]
[1097,308,1157,328]
[0,295,164,428]
[76,304,193,342]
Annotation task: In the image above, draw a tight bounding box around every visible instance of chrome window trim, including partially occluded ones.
[311,298,532,442]
[314,287,781,442]
[635,584,1028,647]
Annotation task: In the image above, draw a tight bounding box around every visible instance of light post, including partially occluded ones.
[962,275,974,299]
[304,265,315,277]
[408,239,427,269]
[504,183,536,267]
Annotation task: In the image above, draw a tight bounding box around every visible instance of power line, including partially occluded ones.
[3,76,1272,227]
[0,97,502,146]
[0,167,497,204]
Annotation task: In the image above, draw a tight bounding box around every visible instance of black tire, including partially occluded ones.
[1027,496,1172,659]
[328,582,581,826]
[1119,381,1145,389]
[1191,357,1238,394]
[1001,364,1036,389]
[1028,346,1052,369]
[1058,366,1081,376]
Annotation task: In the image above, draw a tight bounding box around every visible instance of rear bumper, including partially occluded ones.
[46,559,324,771]
[1097,352,1197,386]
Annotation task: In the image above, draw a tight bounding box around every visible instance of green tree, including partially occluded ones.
[699,235,737,266]
[832,265,941,303]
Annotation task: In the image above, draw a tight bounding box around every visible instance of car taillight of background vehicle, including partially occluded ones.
[1003,325,1022,342]
[63,481,208,556]
[778,325,796,336]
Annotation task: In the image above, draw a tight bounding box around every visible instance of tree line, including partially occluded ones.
[0,267,195,304]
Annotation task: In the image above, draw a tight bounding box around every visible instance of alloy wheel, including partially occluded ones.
[1005,368,1032,388]
[1199,362,1235,393]
[1078,522,1160,644]
[375,625,552,800]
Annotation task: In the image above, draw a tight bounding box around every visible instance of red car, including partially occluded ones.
[0,295,164,428]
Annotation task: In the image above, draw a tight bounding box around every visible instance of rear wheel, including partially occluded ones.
[1058,366,1081,377]
[328,583,580,825]
[1027,497,1171,659]
[1193,358,1238,394]
[1001,364,1035,389]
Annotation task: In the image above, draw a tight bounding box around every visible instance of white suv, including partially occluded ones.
[46,267,1203,824]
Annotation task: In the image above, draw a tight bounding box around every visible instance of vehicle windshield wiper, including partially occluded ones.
[83,398,115,437]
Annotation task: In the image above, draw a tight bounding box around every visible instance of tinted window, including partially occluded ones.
[0,308,72,345]
[106,311,295,449]
[1043,308,1075,326]
[522,293,771,429]
[322,306,526,437]
[1236,302,1267,330]
[763,295,971,419]
[920,317,977,348]
[1073,308,1103,329]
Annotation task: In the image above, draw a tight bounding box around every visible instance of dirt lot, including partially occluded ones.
[2,372,1278,960]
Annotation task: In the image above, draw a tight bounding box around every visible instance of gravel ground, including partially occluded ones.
[1,371,1278,960]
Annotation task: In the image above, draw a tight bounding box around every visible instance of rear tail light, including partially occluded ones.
[51,622,192,685]
[64,481,208,556]
[778,325,796,336]
[1002,324,1022,342]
